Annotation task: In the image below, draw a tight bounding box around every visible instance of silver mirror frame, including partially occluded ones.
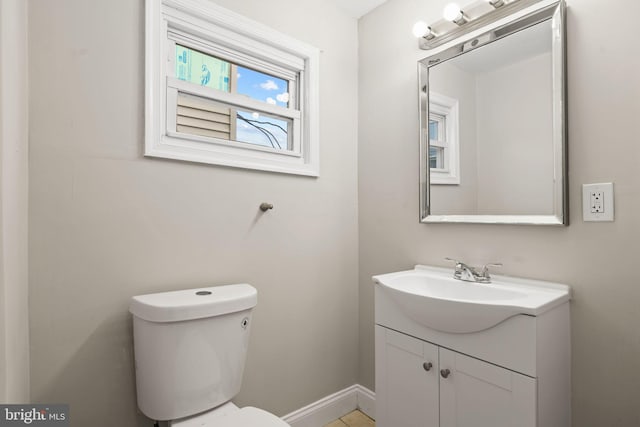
[419,0,567,225]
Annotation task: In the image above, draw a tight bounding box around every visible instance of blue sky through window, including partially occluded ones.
[235,67,290,149]
[237,111,289,150]
[236,66,289,108]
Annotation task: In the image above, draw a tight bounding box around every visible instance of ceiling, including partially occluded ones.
[330,0,388,18]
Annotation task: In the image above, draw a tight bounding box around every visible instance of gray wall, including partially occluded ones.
[0,0,30,403]
[476,52,554,214]
[28,0,359,425]
[359,1,640,427]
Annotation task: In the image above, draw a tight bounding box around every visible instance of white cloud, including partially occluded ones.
[237,73,242,79]
[266,97,277,105]
[276,92,290,103]
[252,112,260,119]
[260,80,279,91]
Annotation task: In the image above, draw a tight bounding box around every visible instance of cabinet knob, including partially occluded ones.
[440,368,451,378]
[423,362,433,372]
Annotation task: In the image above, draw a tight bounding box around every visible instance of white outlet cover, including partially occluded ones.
[583,182,614,222]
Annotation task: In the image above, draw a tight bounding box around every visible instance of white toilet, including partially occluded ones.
[130,284,289,427]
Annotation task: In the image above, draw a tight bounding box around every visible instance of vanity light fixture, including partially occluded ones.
[443,3,468,25]
[486,0,505,8]
[414,0,546,50]
[412,21,435,39]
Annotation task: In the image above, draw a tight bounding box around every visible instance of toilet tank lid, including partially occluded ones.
[129,284,257,323]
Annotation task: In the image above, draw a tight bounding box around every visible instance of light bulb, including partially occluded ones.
[412,21,431,38]
[443,3,462,22]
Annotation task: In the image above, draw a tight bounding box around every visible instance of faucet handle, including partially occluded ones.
[445,257,463,266]
[480,263,502,277]
[445,257,466,271]
[481,262,502,269]
[445,258,474,281]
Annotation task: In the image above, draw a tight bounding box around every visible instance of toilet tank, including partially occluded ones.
[130,284,257,421]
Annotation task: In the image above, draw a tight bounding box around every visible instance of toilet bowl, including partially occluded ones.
[169,403,288,427]
[130,284,289,426]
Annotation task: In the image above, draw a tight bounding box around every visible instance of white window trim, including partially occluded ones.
[429,92,459,185]
[145,0,320,176]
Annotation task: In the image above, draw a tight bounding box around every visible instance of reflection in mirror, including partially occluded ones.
[419,0,567,225]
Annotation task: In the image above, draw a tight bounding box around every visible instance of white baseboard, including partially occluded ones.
[282,384,375,427]
[355,385,375,420]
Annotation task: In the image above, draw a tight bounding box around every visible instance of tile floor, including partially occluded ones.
[324,410,375,427]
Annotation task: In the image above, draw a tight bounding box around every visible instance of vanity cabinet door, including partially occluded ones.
[439,348,537,427]
[375,326,439,427]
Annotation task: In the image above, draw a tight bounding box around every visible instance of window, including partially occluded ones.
[170,45,294,151]
[429,113,446,170]
[428,92,459,184]
[146,0,320,176]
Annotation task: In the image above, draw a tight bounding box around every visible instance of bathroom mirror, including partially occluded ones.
[419,0,567,225]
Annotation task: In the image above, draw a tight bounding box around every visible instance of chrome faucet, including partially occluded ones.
[445,258,502,283]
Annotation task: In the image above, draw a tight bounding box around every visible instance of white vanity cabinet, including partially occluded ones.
[438,346,536,427]
[376,326,537,427]
[375,327,439,427]
[373,267,571,427]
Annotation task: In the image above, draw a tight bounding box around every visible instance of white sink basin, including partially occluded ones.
[373,265,570,333]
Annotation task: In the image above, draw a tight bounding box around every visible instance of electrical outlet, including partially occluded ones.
[583,183,614,222]
[590,191,604,213]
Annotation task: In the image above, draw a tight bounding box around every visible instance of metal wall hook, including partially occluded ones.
[259,202,274,212]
